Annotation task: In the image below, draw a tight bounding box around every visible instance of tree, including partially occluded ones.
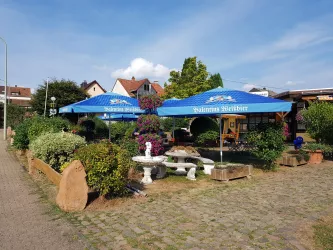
[210,73,223,88]
[30,78,88,115]
[163,57,223,99]
[301,101,333,144]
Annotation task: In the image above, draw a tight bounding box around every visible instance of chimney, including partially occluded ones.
[153,80,159,84]
[15,85,17,87]
[263,87,266,90]
[80,80,88,88]
[132,76,135,81]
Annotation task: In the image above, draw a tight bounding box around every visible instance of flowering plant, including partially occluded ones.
[137,114,161,133]
[137,133,164,156]
[283,122,289,138]
[139,94,162,111]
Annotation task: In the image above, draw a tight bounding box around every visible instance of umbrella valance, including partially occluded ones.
[59,92,144,114]
[157,87,291,117]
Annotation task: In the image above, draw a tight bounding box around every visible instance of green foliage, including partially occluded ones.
[246,123,286,170]
[74,141,135,196]
[190,117,219,138]
[304,143,332,153]
[161,117,189,132]
[302,101,333,144]
[196,131,219,145]
[30,78,87,115]
[7,103,26,129]
[13,116,71,149]
[110,122,133,142]
[29,132,86,171]
[124,122,137,138]
[12,118,33,149]
[210,73,223,88]
[78,116,109,140]
[164,57,223,99]
[28,116,71,142]
[117,138,140,157]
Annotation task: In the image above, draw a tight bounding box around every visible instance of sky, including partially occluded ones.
[0,0,333,93]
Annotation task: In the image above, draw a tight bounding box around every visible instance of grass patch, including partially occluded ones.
[314,216,333,250]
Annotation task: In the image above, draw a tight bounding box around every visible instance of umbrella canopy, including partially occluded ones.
[59,92,144,114]
[99,114,138,121]
[157,87,292,117]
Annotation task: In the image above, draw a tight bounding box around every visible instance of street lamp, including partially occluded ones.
[0,36,7,140]
[50,96,57,117]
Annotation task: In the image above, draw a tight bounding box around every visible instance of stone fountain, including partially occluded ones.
[132,142,165,184]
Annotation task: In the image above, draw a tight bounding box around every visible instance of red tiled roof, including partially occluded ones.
[151,83,165,96]
[0,86,31,97]
[84,80,107,93]
[117,78,150,96]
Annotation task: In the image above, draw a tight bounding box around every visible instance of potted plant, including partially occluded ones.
[304,143,332,164]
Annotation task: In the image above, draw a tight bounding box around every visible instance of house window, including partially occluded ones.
[11,92,19,96]
[93,87,95,91]
[144,84,150,91]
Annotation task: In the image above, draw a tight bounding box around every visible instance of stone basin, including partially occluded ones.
[132,156,165,166]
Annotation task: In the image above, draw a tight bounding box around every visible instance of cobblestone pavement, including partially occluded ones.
[69,162,333,250]
[0,135,89,250]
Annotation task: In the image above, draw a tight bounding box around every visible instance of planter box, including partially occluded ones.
[282,155,307,167]
[211,164,252,181]
[307,150,323,164]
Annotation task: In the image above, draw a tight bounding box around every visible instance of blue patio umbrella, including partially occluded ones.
[162,98,181,138]
[157,87,292,163]
[59,92,144,114]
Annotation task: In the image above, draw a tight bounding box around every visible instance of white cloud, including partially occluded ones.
[111,58,174,81]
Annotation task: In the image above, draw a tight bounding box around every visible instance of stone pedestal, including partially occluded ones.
[156,165,166,179]
[56,160,88,212]
[141,167,153,184]
[203,164,215,175]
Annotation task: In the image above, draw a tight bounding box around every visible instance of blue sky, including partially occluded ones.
[0,0,333,93]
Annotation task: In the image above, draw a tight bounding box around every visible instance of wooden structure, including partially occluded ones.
[211,164,252,181]
[221,114,246,143]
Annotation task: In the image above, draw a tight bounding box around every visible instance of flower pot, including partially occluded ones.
[307,150,323,164]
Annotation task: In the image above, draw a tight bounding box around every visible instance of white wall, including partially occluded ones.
[86,84,105,97]
[112,80,130,96]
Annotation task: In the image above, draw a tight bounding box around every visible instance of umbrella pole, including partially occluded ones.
[219,115,223,163]
[108,114,111,141]
[172,117,175,138]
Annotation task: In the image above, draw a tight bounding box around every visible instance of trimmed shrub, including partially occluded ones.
[246,122,285,170]
[137,133,164,156]
[118,138,140,157]
[196,130,219,145]
[29,132,86,171]
[124,123,138,138]
[12,118,33,150]
[27,116,71,142]
[74,141,135,197]
[110,122,133,142]
[161,117,189,132]
[190,117,219,138]
[137,114,161,133]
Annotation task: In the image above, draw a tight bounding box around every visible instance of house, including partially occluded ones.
[80,80,106,97]
[0,85,32,108]
[274,88,333,141]
[111,76,165,98]
[249,87,277,97]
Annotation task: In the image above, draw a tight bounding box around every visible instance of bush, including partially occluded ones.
[13,116,71,150]
[29,132,86,171]
[7,103,26,129]
[196,131,219,145]
[302,102,333,144]
[78,116,109,140]
[137,114,161,133]
[161,117,189,132]
[190,117,219,138]
[27,116,71,142]
[118,138,140,157]
[74,141,135,197]
[124,123,138,138]
[12,118,33,150]
[246,122,286,170]
[110,122,133,142]
[137,133,164,156]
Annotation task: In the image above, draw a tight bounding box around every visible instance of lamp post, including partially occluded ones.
[0,37,7,140]
[43,77,49,118]
[50,96,56,117]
